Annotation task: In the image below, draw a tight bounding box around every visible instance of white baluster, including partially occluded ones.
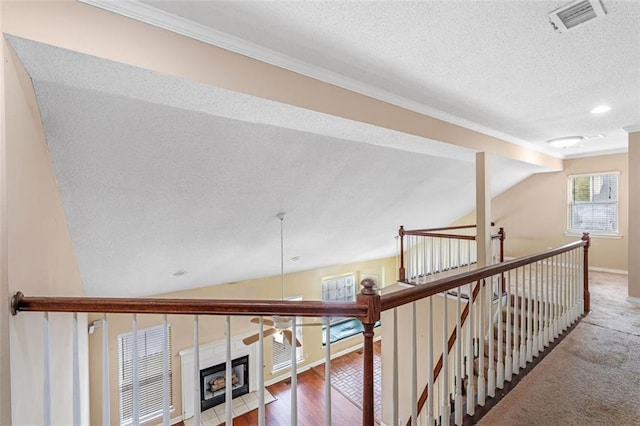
[324,317,332,426]
[441,292,450,425]
[426,297,434,426]
[258,317,265,426]
[454,289,462,425]
[526,265,533,363]
[488,276,497,396]
[505,270,512,381]
[519,268,527,369]
[466,282,475,416]
[512,268,520,375]
[412,302,418,424]
[496,274,504,390]
[544,259,550,347]
[393,308,399,426]
[225,316,232,426]
[44,312,52,426]
[533,263,540,358]
[553,256,560,339]
[162,315,170,425]
[133,314,140,425]
[102,314,110,426]
[193,316,200,426]
[291,317,298,426]
[73,313,80,426]
[478,279,487,405]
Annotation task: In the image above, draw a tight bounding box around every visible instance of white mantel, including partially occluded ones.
[179,334,257,420]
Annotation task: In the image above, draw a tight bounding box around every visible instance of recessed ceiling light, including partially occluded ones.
[591,105,611,114]
[173,270,187,276]
[547,136,584,149]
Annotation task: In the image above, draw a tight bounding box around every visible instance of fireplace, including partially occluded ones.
[200,355,250,411]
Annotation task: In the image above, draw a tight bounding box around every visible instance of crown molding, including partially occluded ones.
[623,125,640,134]
[78,0,557,157]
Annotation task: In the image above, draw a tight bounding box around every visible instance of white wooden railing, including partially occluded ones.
[381,233,590,425]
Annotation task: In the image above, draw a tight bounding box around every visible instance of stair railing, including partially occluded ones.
[381,233,590,426]
[398,223,504,284]
[10,281,381,426]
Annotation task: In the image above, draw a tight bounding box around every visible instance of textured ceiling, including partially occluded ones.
[9,36,544,297]
[100,0,640,157]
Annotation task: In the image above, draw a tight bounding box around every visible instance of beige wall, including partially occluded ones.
[0,8,12,424]
[88,256,395,424]
[5,42,89,424]
[629,132,640,298]
[458,153,629,271]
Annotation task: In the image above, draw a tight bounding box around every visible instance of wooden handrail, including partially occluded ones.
[403,222,495,234]
[10,293,369,319]
[383,238,588,312]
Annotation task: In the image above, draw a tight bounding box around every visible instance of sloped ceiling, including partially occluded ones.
[8,36,545,297]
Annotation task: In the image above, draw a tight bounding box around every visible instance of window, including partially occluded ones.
[272,297,303,371]
[568,172,619,234]
[322,274,356,324]
[118,324,172,426]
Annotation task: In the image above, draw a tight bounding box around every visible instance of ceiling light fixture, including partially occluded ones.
[173,270,187,277]
[547,136,584,149]
[591,105,611,114]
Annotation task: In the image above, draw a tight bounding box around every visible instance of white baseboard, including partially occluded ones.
[589,266,628,275]
[170,415,183,425]
[264,335,382,387]
[627,296,640,304]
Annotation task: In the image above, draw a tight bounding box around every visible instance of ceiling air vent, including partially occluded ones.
[549,0,606,33]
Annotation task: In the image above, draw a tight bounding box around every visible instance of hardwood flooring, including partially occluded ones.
[232,341,382,425]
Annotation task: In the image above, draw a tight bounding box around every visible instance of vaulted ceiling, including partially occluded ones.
[6,0,639,297]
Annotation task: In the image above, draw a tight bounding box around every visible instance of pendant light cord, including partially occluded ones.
[279,213,285,300]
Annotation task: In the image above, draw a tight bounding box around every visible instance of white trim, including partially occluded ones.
[170,415,183,425]
[623,125,640,134]
[589,267,628,275]
[626,296,640,304]
[77,0,561,160]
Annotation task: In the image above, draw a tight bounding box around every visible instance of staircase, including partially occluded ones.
[452,291,578,425]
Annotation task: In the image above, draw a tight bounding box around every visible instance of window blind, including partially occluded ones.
[568,173,618,233]
[118,324,172,425]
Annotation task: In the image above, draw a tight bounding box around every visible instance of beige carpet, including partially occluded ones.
[479,271,640,426]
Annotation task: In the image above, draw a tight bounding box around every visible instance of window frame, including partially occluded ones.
[118,323,173,426]
[567,171,620,236]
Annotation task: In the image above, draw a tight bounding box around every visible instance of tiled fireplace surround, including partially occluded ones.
[179,334,257,420]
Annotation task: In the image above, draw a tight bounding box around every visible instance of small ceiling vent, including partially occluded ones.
[549,0,606,33]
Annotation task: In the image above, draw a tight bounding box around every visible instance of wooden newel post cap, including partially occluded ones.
[10,291,24,316]
[360,279,377,296]
[581,232,591,249]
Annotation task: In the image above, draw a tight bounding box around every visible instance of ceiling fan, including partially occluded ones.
[242,213,322,347]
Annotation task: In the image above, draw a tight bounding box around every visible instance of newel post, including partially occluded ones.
[582,233,591,313]
[399,226,406,282]
[358,278,381,426]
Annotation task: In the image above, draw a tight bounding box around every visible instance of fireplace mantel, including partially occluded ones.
[179,334,257,420]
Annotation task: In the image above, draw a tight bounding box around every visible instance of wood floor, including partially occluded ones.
[232,341,382,425]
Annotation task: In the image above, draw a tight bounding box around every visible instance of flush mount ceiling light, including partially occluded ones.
[548,0,606,33]
[547,136,584,149]
[591,105,611,114]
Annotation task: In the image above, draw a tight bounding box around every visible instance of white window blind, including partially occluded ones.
[118,324,172,425]
[272,297,303,371]
[568,172,619,234]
